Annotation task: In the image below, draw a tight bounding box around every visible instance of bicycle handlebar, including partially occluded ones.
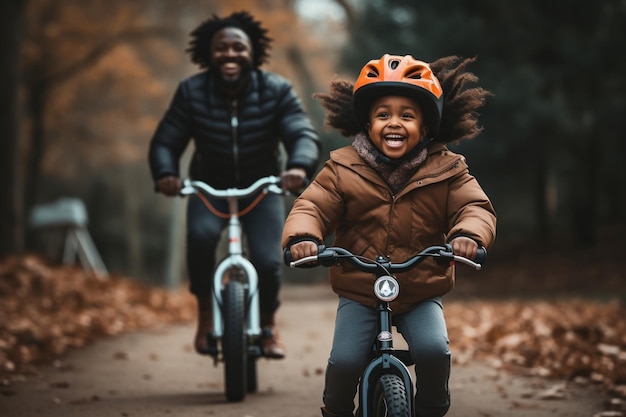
[179,175,284,199]
[287,244,485,272]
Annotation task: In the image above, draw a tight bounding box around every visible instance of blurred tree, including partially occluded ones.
[12,0,209,279]
[19,0,184,250]
[0,0,27,256]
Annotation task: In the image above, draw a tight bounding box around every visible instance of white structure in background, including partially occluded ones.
[30,198,108,278]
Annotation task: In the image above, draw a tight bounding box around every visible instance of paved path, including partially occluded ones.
[1,284,605,417]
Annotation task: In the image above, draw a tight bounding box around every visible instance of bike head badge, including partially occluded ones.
[377,330,393,342]
[374,275,399,302]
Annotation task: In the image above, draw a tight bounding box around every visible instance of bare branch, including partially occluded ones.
[47,26,179,84]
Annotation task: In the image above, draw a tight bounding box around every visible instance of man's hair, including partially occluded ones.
[314,56,492,144]
[186,10,272,69]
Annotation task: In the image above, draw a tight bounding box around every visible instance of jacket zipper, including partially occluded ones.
[387,195,397,256]
[230,99,240,185]
[387,158,460,253]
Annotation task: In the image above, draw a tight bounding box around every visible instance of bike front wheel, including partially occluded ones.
[222,281,247,402]
[371,374,410,417]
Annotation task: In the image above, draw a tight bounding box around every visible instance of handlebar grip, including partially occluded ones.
[474,246,487,265]
[283,242,326,268]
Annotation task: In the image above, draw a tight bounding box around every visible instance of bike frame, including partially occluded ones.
[210,196,261,338]
[181,176,284,341]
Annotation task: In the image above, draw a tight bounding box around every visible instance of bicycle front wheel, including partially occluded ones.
[222,281,247,402]
[371,374,410,417]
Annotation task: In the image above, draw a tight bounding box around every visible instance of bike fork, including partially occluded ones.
[359,303,414,417]
[211,205,262,339]
[359,354,414,416]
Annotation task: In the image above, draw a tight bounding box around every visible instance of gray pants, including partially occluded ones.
[323,297,451,417]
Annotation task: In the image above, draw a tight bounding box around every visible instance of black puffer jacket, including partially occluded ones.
[149,70,320,188]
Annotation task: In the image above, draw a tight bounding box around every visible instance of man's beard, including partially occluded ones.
[215,63,253,90]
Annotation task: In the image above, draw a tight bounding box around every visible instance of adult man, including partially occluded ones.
[148,11,320,359]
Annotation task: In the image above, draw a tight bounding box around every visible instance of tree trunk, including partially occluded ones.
[573,132,599,246]
[23,84,48,250]
[123,164,142,278]
[0,0,27,256]
[533,142,550,241]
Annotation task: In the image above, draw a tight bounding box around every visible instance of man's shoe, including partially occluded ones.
[261,326,286,359]
[194,296,215,355]
[195,332,218,356]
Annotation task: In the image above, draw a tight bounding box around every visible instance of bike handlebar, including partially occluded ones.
[179,175,284,199]
[287,244,486,272]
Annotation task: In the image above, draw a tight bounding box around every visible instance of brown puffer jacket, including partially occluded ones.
[282,142,496,314]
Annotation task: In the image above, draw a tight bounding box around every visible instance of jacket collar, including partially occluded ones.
[351,133,428,193]
[330,141,466,195]
[207,69,260,100]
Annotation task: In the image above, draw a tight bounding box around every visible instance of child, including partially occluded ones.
[282,54,497,417]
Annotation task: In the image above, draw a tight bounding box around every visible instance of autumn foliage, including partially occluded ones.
[0,255,195,379]
[446,300,626,387]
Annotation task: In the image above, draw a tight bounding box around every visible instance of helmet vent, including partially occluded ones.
[365,64,379,78]
[406,69,423,80]
[389,60,400,70]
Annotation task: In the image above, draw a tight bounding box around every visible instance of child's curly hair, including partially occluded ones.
[314,56,492,144]
[186,11,272,69]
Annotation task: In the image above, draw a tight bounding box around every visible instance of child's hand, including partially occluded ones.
[289,240,319,261]
[449,236,478,260]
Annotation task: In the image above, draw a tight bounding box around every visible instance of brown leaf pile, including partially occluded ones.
[446,299,626,413]
[0,255,195,380]
[446,300,626,388]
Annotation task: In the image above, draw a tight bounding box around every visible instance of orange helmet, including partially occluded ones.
[353,54,443,137]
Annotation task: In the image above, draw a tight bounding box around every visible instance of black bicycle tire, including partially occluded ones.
[222,281,247,402]
[371,374,410,417]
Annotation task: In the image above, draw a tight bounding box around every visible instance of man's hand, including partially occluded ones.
[156,175,182,197]
[449,236,478,260]
[280,168,307,192]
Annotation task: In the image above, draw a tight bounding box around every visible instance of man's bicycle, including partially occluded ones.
[286,244,485,417]
[180,175,286,402]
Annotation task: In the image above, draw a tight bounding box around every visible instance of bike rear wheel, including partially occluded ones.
[371,374,410,417]
[222,281,247,402]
